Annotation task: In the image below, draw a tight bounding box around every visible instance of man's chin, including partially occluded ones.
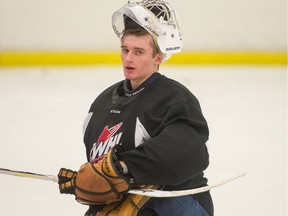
[123,71,136,80]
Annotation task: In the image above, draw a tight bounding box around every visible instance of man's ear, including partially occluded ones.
[155,53,163,65]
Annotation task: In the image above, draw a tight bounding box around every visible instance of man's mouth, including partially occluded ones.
[126,66,135,70]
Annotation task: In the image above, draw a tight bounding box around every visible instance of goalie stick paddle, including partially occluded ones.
[0,167,246,197]
[129,172,247,197]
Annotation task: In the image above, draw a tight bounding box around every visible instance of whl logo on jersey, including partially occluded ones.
[89,122,123,162]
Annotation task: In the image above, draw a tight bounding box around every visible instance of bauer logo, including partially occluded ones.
[166,46,180,51]
[89,123,123,162]
[144,25,159,37]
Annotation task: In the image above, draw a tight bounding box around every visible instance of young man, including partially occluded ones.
[58,1,213,215]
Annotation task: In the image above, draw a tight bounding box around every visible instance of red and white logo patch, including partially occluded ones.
[89,122,123,162]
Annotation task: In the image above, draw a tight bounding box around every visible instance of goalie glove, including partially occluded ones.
[60,145,133,205]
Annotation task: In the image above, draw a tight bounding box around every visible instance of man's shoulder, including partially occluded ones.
[157,75,192,95]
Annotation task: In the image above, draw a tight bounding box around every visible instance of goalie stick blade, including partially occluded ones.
[0,168,58,182]
[128,172,247,197]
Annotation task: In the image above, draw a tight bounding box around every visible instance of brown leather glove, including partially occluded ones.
[62,146,132,205]
[96,185,159,216]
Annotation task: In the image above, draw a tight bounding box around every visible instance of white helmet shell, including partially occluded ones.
[112,0,183,56]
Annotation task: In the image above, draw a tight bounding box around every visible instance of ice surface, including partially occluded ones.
[0,66,286,216]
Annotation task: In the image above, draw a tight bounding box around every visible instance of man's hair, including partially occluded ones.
[121,28,163,58]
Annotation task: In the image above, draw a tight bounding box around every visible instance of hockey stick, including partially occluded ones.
[129,172,247,197]
[0,167,246,197]
[0,168,58,182]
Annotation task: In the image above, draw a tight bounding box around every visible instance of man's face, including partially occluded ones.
[121,34,162,89]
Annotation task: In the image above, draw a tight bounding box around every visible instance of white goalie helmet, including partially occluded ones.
[112,0,183,61]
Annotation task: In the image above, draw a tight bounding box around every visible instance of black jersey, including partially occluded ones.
[83,73,213,216]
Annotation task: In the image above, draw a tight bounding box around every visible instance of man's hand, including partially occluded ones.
[58,146,132,205]
[58,168,77,194]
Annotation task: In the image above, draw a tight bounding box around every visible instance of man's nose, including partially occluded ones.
[126,52,133,62]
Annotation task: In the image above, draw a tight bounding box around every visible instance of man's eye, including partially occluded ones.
[135,50,143,55]
[122,48,129,53]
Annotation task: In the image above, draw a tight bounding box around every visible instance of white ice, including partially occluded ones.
[0,65,286,216]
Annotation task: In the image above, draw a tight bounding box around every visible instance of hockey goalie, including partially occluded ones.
[58,0,214,215]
